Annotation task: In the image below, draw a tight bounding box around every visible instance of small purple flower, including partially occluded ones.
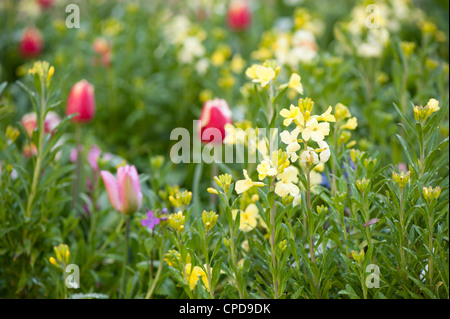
[141,210,160,230]
[160,207,169,221]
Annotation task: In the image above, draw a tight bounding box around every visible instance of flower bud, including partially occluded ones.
[197,98,233,144]
[168,211,186,232]
[37,0,54,9]
[356,177,370,194]
[423,186,441,203]
[100,165,143,215]
[351,249,365,265]
[66,80,96,123]
[392,171,410,189]
[227,1,252,31]
[19,27,43,58]
[202,210,219,233]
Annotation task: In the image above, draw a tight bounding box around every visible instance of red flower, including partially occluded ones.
[197,98,233,144]
[66,80,96,123]
[227,1,252,31]
[19,27,43,58]
[37,0,54,9]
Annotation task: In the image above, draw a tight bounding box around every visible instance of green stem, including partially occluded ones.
[72,124,82,211]
[121,215,131,298]
[145,235,165,299]
[25,81,46,218]
[204,232,214,299]
[176,231,194,299]
[269,178,278,299]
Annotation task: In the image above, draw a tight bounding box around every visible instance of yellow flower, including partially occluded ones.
[257,159,278,180]
[281,73,303,95]
[202,210,219,233]
[245,64,276,87]
[232,203,259,232]
[235,169,265,194]
[302,118,330,142]
[334,103,351,121]
[300,147,319,167]
[275,166,299,197]
[400,41,415,58]
[340,117,358,130]
[426,98,440,113]
[280,127,301,161]
[186,263,209,291]
[231,54,246,74]
[279,104,304,127]
[168,211,186,232]
[351,250,365,264]
[316,106,336,122]
[316,140,331,163]
[392,171,410,189]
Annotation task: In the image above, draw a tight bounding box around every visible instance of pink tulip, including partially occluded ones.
[21,111,61,137]
[101,165,143,215]
[227,1,252,31]
[197,98,233,144]
[66,80,96,123]
[19,27,43,58]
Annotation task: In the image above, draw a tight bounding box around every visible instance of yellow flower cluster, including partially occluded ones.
[168,211,186,232]
[280,98,335,166]
[169,190,192,208]
[49,244,70,268]
[414,98,440,125]
[202,210,219,233]
[392,171,411,189]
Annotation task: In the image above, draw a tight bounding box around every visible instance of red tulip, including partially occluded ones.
[197,98,233,144]
[37,0,54,9]
[66,80,95,123]
[227,1,252,31]
[19,27,43,58]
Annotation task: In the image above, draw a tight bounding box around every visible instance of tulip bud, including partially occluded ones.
[227,1,252,31]
[19,27,43,58]
[197,98,233,144]
[37,0,54,9]
[100,165,143,215]
[66,80,96,123]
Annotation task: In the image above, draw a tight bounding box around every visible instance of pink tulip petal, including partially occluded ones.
[100,170,121,211]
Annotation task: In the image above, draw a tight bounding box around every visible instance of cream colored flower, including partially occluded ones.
[245,64,276,87]
[280,127,301,161]
[300,147,319,167]
[293,194,302,207]
[302,118,330,142]
[235,169,265,194]
[257,159,278,180]
[232,203,259,232]
[316,106,336,122]
[275,166,299,197]
[426,98,440,113]
[280,104,304,127]
[317,140,331,163]
[341,117,358,130]
[280,73,303,95]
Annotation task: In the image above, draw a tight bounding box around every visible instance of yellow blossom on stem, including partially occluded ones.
[232,203,259,232]
[235,169,265,194]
